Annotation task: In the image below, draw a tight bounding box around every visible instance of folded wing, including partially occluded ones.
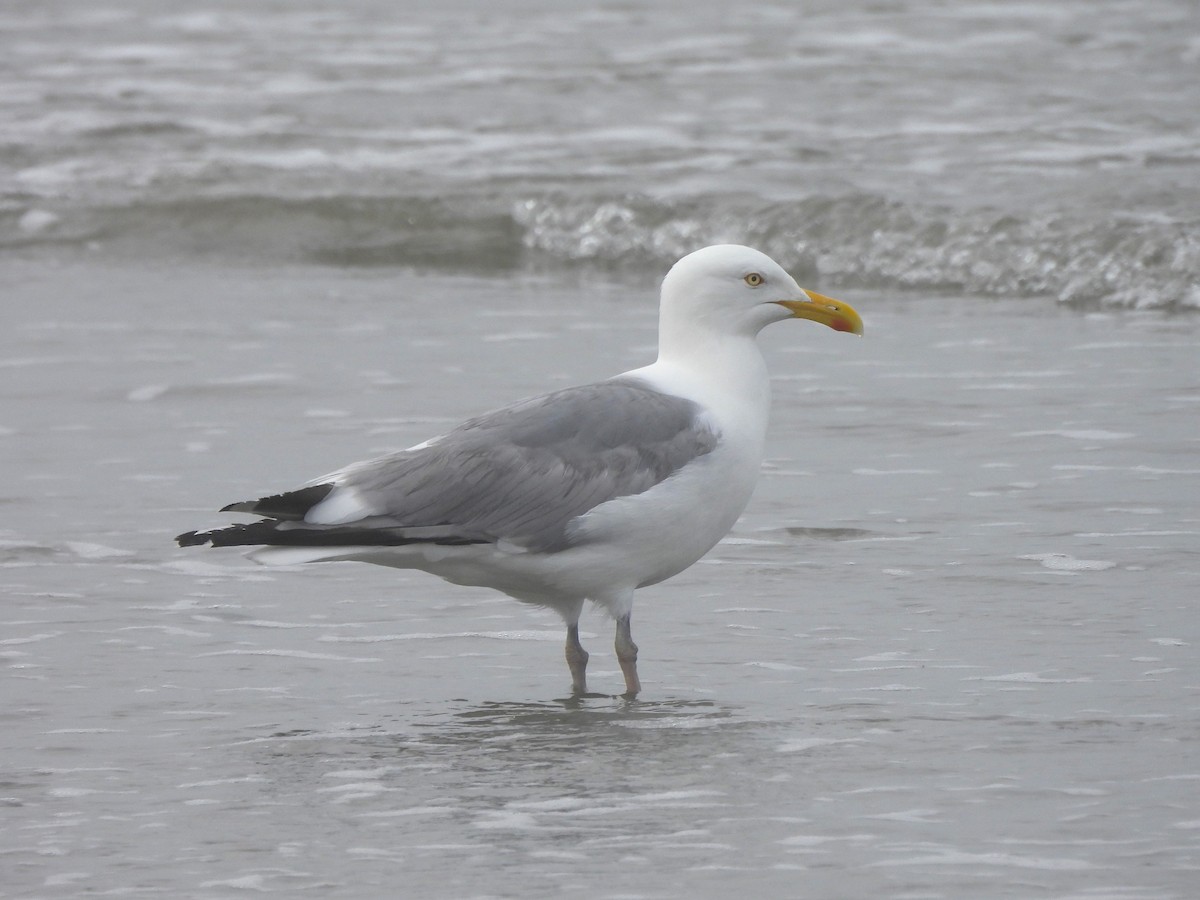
[176,378,719,554]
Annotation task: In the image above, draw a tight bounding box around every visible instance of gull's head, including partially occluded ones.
[660,244,863,338]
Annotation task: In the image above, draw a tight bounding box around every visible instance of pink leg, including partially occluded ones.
[565,623,589,695]
[615,613,640,696]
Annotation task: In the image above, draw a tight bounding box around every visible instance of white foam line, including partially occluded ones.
[319,630,564,643]
[198,649,381,662]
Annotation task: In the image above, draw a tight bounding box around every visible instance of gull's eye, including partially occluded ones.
[744,272,764,287]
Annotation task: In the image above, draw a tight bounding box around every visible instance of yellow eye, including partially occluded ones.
[744,272,764,287]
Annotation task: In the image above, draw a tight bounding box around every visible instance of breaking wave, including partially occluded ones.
[5,190,1196,310]
[513,193,1199,311]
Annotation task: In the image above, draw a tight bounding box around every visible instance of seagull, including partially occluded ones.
[176,244,863,696]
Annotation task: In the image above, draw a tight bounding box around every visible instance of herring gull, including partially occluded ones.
[176,244,863,695]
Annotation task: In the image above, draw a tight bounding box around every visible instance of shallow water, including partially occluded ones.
[3,261,1198,897]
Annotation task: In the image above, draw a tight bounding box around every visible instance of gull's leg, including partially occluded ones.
[565,623,589,695]
[615,612,640,696]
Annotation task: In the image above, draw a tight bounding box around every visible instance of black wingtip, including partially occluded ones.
[178,484,338,550]
[175,530,209,547]
[220,483,335,520]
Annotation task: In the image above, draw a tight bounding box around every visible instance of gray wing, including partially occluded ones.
[330,377,719,551]
[181,378,719,553]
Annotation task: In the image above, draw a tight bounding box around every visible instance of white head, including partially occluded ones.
[658,245,863,351]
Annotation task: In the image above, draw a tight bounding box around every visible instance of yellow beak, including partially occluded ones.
[775,290,864,336]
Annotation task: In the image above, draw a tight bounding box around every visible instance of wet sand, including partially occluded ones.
[3,259,1198,897]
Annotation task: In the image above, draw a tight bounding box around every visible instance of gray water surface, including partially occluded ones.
[4,0,1197,308]
[3,261,1198,897]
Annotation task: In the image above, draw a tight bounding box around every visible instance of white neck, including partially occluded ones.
[628,324,773,452]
